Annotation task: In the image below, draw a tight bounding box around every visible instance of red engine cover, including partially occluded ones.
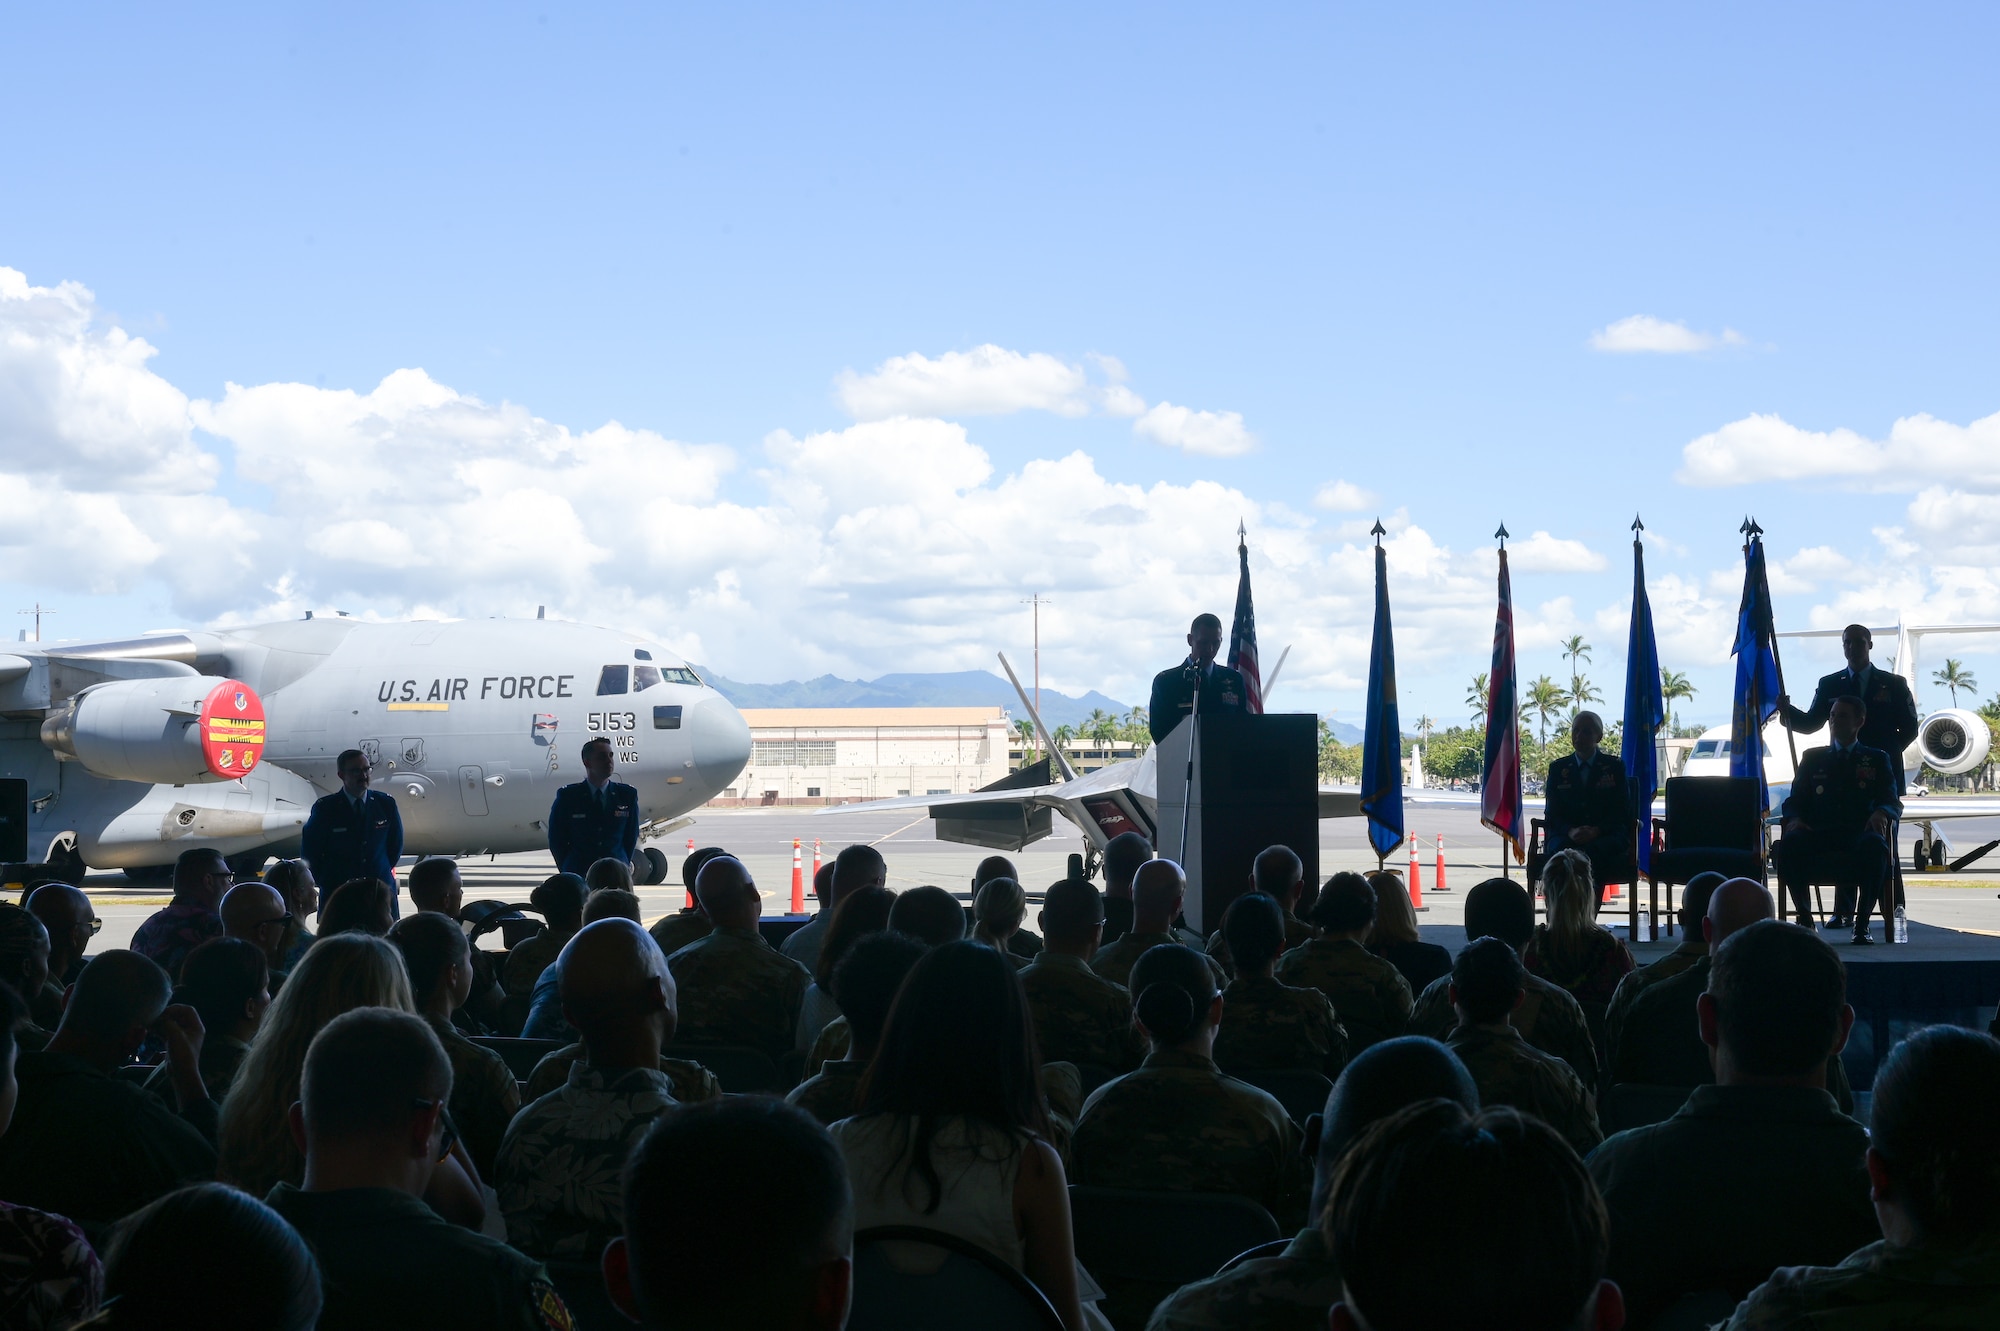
[199,679,267,779]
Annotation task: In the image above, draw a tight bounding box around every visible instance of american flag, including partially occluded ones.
[1228,523,1264,714]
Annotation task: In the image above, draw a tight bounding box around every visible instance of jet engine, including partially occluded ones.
[1916,709,1992,777]
[40,677,267,785]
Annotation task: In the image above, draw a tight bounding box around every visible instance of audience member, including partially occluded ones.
[1588,920,1876,1325]
[586,888,643,923]
[777,860,839,968]
[406,856,465,917]
[389,912,520,1178]
[832,940,1087,1331]
[1021,879,1144,1074]
[0,951,215,1234]
[24,882,97,1023]
[1407,878,1597,1084]
[1149,1036,1478,1331]
[521,1045,719,1106]
[0,983,102,1328]
[796,884,895,1053]
[605,1098,853,1331]
[1602,871,1724,1066]
[788,931,926,1124]
[1101,830,1153,945]
[975,856,1045,960]
[217,933,415,1200]
[1204,845,1315,978]
[1328,1101,1623,1331]
[667,857,811,1058]
[87,1183,319,1331]
[1522,849,1634,1005]
[1443,937,1601,1155]
[650,848,728,958]
[1075,944,1304,1221]
[1212,891,1347,1078]
[261,859,319,971]
[144,936,267,1103]
[974,877,1030,967]
[1720,1025,2000,1328]
[1365,870,1452,994]
[785,845,885,973]
[585,856,634,894]
[221,879,294,976]
[129,848,229,980]
[1092,860,1226,989]
[885,883,967,946]
[265,1009,567,1331]
[498,919,679,1260]
[506,874,586,1000]
[0,906,53,1049]
[316,878,394,939]
[1277,872,1413,1052]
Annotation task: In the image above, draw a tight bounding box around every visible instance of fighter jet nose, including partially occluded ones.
[685,694,752,797]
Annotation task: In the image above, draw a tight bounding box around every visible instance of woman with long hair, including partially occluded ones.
[832,940,1088,1331]
[261,860,318,969]
[1521,849,1634,1005]
[795,885,894,1053]
[315,878,392,939]
[1365,870,1452,994]
[972,878,1029,967]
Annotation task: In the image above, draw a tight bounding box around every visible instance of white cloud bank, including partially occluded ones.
[1590,314,1747,354]
[1678,410,2000,488]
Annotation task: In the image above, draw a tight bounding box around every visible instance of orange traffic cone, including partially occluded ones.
[791,838,805,915]
[1408,836,1426,911]
[812,839,822,882]
[1435,834,1448,894]
[684,837,695,910]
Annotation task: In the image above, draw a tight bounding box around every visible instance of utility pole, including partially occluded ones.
[1021,594,1050,720]
[16,604,53,642]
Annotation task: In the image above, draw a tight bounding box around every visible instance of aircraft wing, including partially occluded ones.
[1899,797,2000,821]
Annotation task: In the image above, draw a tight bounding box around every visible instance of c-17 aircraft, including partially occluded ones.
[0,615,753,884]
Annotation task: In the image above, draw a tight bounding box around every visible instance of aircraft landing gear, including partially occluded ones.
[639,845,671,886]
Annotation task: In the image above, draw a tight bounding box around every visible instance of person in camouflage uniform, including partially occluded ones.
[389,911,522,1179]
[1721,1026,2000,1330]
[1093,860,1227,990]
[1601,870,1723,1071]
[1440,937,1601,1156]
[787,931,925,1125]
[1406,877,1597,1085]
[1021,879,1145,1075]
[501,873,585,999]
[1147,1035,1478,1331]
[1274,872,1410,1053]
[1204,846,1318,981]
[1211,892,1346,1078]
[664,857,811,1060]
[648,848,730,961]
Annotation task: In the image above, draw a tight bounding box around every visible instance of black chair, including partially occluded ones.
[1770,817,1903,938]
[848,1226,1064,1331]
[542,1257,632,1330]
[1230,1069,1333,1128]
[1599,1082,1694,1135]
[469,1036,567,1082]
[1069,1186,1279,1328]
[663,1043,784,1094]
[1648,778,1765,937]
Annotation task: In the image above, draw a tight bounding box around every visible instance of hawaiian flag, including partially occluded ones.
[1481,545,1525,862]
[1621,527,1666,872]
[1360,533,1405,860]
[1228,524,1264,714]
[1730,529,1783,813]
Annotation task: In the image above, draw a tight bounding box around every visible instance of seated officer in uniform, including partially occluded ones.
[1776,696,1900,942]
[1779,623,1921,794]
[546,736,639,877]
[1543,710,1634,893]
[1147,612,1248,745]
[301,749,405,915]
[265,1007,571,1331]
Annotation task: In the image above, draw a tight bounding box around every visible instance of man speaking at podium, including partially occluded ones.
[1148,613,1248,745]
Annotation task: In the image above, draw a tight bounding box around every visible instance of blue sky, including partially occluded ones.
[3,3,1997,728]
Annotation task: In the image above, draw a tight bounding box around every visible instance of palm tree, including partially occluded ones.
[1934,659,1979,707]
[1561,635,1592,718]
[1414,714,1435,742]
[1051,724,1077,755]
[1012,718,1039,767]
[1661,669,1696,732]
[1084,708,1117,751]
[1525,675,1569,742]
[1466,672,1489,725]
[1568,675,1604,712]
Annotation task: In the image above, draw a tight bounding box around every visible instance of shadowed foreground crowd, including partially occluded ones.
[0,834,1991,1330]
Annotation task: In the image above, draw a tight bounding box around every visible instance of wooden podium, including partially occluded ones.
[1156,712,1320,936]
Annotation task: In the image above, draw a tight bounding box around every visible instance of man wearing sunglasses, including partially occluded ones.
[221,881,295,980]
[24,883,101,1028]
[130,848,231,982]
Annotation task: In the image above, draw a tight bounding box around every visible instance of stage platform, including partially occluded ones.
[1419,919,2000,1088]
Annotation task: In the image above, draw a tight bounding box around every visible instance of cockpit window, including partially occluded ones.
[661,666,703,687]
[1693,740,1718,756]
[596,665,629,696]
[632,665,662,691]
[634,649,653,661]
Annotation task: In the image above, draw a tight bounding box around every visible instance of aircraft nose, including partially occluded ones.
[684,694,751,797]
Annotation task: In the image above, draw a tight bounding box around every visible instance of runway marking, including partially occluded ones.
[871,817,931,846]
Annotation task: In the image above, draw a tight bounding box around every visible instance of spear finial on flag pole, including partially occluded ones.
[1371,519,1387,544]
[1495,523,1509,547]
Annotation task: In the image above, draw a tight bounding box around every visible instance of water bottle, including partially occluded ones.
[1893,904,1908,944]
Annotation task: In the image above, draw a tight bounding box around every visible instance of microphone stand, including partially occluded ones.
[1180,661,1202,861]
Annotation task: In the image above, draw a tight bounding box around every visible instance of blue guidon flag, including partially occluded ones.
[1730,522,1783,813]
[1481,536,1525,862]
[1360,524,1404,861]
[1621,519,1666,872]
[1228,522,1264,715]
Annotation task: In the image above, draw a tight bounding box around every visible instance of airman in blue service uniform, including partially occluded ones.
[1543,710,1634,894]
[1779,623,1921,793]
[1777,695,1901,942]
[547,737,640,876]
[1148,612,1248,745]
[301,748,406,909]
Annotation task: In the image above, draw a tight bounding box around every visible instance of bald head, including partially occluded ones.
[1705,877,1775,948]
[1133,859,1188,933]
[694,857,761,931]
[57,950,170,1057]
[560,919,676,1056]
[221,881,291,967]
[26,882,96,975]
[973,856,1017,891]
[1251,845,1304,905]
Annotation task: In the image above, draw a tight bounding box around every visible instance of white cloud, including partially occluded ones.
[1313,479,1376,512]
[1133,402,1256,457]
[1590,314,1747,355]
[1678,409,2000,489]
[835,345,1094,420]
[1506,531,1608,574]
